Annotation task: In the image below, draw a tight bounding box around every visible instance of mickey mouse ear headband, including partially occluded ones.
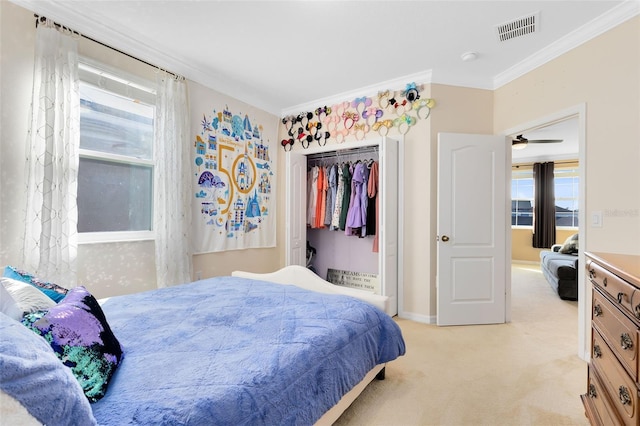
[282,115,296,137]
[403,82,421,103]
[281,138,294,151]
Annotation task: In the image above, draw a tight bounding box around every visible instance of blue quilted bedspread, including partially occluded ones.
[91,276,405,425]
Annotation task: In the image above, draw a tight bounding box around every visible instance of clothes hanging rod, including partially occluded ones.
[307,146,379,161]
[34,14,179,79]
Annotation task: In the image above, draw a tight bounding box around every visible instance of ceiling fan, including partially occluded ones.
[512,134,563,149]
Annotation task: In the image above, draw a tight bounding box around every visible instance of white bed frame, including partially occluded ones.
[231,265,390,425]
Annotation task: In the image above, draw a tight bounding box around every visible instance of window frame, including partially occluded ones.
[77,58,156,244]
[510,164,579,230]
[511,169,534,228]
[553,167,580,229]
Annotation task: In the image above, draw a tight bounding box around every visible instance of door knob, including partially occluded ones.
[441,235,450,242]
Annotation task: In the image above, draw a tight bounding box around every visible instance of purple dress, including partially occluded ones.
[345,162,368,236]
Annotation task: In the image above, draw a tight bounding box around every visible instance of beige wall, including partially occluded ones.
[1,1,34,272]
[495,16,640,256]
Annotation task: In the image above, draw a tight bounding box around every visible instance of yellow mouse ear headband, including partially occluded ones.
[412,98,436,120]
[393,113,417,135]
[377,90,392,109]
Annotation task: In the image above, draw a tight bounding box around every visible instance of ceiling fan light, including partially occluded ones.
[512,141,528,150]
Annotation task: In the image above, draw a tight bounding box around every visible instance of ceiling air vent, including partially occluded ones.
[495,12,539,42]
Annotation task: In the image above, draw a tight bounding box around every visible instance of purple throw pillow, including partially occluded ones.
[22,286,123,402]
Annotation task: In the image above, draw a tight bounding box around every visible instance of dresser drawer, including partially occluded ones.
[593,288,639,381]
[588,258,640,321]
[583,364,623,426]
[592,327,639,425]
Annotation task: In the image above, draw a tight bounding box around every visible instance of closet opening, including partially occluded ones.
[306,147,381,293]
[285,137,401,316]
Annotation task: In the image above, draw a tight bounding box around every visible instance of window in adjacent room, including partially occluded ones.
[511,169,534,226]
[554,166,579,227]
[77,59,156,243]
[510,165,579,228]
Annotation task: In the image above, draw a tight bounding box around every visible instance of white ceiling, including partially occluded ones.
[10,0,638,161]
[13,0,637,116]
[510,117,579,163]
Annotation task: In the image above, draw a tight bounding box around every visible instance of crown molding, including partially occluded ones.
[10,0,283,114]
[280,70,433,117]
[493,0,640,89]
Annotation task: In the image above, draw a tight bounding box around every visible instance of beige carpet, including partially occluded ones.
[334,263,589,426]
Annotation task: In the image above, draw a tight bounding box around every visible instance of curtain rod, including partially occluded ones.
[34,14,179,79]
[513,159,579,168]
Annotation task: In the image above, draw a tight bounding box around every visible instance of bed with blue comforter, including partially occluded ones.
[93,275,405,425]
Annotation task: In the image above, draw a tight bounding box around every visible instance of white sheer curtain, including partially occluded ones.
[154,72,192,287]
[23,20,80,286]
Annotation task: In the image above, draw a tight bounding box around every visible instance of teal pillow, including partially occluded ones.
[3,266,68,303]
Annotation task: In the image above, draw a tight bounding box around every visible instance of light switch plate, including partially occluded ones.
[591,211,603,227]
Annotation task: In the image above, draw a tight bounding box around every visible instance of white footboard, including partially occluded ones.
[231,265,388,312]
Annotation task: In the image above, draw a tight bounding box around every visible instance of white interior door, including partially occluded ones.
[286,151,306,266]
[437,133,509,326]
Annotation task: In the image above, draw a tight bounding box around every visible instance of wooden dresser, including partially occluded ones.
[582,252,640,425]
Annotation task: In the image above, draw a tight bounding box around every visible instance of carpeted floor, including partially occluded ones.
[334,263,589,426]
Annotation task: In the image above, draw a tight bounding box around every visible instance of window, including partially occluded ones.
[77,60,156,242]
[554,168,579,227]
[511,165,579,228]
[512,170,534,226]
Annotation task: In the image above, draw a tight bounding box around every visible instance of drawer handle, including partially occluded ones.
[603,277,608,286]
[589,269,596,279]
[593,304,603,317]
[619,386,632,406]
[588,383,597,398]
[621,333,634,351]
[635,304,640,320]
[593,345,602,358]
[618,292,627,304]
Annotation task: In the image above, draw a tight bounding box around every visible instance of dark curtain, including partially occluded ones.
[532,161,556,248]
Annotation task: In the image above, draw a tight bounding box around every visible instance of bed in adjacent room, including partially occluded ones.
[0,265,406,425]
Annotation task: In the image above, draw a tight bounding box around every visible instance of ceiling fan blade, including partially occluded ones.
[512,135,528,148]
[527,139,563,144]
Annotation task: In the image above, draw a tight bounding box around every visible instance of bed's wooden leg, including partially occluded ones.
[375,367,386,380]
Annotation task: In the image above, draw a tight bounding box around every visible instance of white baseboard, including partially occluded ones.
[398,311,434,324]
